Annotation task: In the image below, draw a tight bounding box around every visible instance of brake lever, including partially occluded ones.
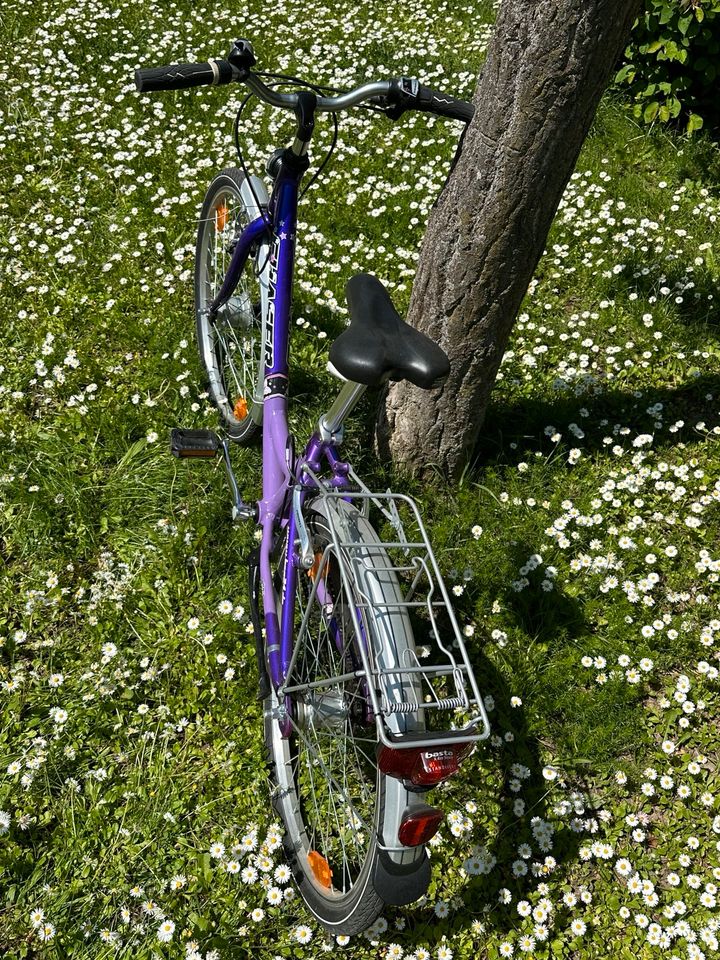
[362,94,395,117]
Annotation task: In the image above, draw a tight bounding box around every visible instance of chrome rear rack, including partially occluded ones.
[284,467,491,750]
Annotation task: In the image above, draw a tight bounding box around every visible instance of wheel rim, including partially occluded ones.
[197,185,263,431]
[273,546,380,901]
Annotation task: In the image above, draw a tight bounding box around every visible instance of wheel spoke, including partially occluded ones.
[283,542,380,892]
[264,507,426,933]
[288,713,375,847]
[195,175,264,437]
[294,558,377,891]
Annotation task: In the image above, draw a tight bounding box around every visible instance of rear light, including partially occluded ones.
[378,742,474,787]
[398,804,444,846]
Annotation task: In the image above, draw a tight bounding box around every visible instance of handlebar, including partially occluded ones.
[135,59,238,92]
[134,40,475,124]
[247,75,396,113]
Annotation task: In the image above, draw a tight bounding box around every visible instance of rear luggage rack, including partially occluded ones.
[288,468,492,750]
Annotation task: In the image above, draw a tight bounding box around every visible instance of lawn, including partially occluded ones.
[1,0,720,958]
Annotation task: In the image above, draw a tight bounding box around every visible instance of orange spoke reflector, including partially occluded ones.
[233,396,248,420]
[308,850,332,889]
[307,552,324,580]
[216,204,228,231]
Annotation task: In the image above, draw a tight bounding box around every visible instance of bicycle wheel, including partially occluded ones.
[265,500,427,935]
[195,167,270,443]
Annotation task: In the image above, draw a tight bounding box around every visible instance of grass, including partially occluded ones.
[2,0,720,957]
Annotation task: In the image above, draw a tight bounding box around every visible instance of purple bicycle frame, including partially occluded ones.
[211,157,348,695]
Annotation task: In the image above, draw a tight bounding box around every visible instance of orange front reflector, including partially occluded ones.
[307,552,324,580]
[308,850,332,889]
[216,204,228,231]
[233,396,248,420]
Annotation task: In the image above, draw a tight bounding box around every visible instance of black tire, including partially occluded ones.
[194,167,270,443]
[264,500,427,935]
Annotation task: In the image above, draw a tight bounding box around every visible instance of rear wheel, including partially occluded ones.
[195,167,270,443]
[264,501,426,935]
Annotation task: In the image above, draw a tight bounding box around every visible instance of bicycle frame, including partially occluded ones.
[210,154,352,699]
[137,55,487,928]
[211,153,489,752]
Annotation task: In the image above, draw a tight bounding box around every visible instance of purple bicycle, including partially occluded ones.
[135,40,491,935]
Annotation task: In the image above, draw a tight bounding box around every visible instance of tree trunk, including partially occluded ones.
[377,0,642,479]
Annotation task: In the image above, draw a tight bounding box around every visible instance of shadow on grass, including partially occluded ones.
[290,299,668,936]
[611,255,720,331]
[434,644,597,941]
[502,541,588,644]
[675,133,720,190]
[399,570,601,938]
[469,371,720,471]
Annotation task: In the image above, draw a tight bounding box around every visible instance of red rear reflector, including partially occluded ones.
[398,805,444,846]
[378,742,474,787]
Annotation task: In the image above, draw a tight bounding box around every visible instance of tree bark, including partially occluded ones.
[377,0,642,479]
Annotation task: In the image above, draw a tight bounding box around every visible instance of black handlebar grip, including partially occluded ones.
[416,85,475,122]
[134,59,235,92]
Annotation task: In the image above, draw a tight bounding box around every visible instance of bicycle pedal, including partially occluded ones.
[170,428,220,459]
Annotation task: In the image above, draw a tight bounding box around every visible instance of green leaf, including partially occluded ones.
[189,912,209,932]
[661,40,683,60]
[687,112,704,133]
[198,852,213,885]
[644,101,660,122]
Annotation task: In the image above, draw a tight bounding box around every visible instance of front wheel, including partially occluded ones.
[264,500,428,935]
[195,167,270,443]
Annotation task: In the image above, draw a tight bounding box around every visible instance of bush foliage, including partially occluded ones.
[616,0,720,133]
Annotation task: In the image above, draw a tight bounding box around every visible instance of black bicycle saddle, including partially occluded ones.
[329,273,450,389]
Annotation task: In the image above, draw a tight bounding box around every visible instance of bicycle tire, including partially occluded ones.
[264,499,428,935]
[195,167,270,443]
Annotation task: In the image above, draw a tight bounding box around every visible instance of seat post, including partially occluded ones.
[318,377,367,444]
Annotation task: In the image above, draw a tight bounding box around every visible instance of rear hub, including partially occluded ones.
[295,691,349,733]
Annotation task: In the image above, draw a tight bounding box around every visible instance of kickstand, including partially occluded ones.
[221,438,255,521]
